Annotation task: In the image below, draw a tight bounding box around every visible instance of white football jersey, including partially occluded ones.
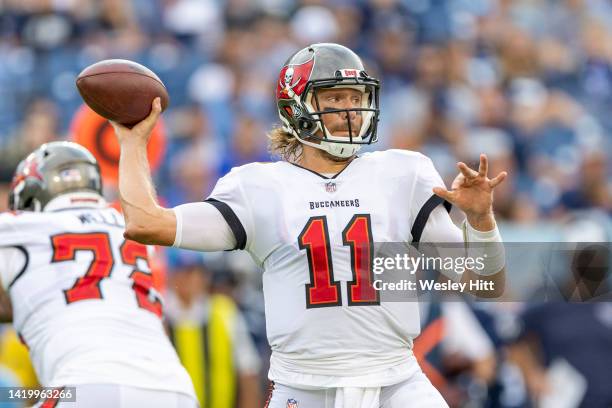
[205,149,451,388]
[0,202,195,398]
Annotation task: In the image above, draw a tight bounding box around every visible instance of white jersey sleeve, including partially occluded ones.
[0,213,30,291]
[0,213,30,246]
[0,247,27,291]
[420,206,463,244]
[172,202,236,251]
[409,154,453,244]
[173,163,279,263]
[203,168,254,251]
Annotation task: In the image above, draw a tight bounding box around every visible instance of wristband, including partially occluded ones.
[463,220,505,276]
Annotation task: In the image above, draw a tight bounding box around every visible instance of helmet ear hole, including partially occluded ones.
[23,197,33,210]
[299,119,314,131]
[9,141,102,212]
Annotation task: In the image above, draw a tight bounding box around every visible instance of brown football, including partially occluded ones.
[76,59,169,127]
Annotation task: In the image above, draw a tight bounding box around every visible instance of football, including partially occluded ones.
[76,59,169,127]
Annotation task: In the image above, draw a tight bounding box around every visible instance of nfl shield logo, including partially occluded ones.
[286,399,299,408]
[325,182,336,193]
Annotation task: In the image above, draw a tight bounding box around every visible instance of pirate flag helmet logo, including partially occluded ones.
[276,57,315,100]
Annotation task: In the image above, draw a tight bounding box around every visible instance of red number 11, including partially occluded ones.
[298,214,379,308]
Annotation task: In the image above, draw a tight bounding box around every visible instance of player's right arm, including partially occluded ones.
[112,98,176,245]
[113,98,238,251]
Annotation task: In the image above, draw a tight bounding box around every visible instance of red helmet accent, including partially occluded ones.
[276,57,315,100]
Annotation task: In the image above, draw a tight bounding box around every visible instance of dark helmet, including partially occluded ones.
[276,43,380,158]
[8,141,102,211]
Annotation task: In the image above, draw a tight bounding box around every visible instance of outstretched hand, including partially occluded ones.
[433,154,507,230]
[110,97,162,145]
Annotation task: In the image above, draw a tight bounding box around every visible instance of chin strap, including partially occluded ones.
[292,130,362,158]
[322,140,362,158]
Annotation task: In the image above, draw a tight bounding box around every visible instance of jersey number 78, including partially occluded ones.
[51,232,162,318]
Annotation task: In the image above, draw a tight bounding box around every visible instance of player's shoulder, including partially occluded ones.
[228,161,283,174]
[0,211,48,245]
[0,212,19,234]
[0,209,80,232]
[0,207,121,232]
[219,161,285,184]
[360,149,428,163]
[359,149,431,173]
[0,210,43,228]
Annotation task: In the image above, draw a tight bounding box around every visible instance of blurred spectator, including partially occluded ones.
[416,299,497,407]
[159,103,222,205]
[510,298,612,408]
[0,98,59,182]
[560,151,611,213]
[460,128,539,222]
[499,26,539,82]
[0,326,39,403]
[221,114,270,173]
[290,6,338,44]
[509,220,612,407]
[164,250,262,408]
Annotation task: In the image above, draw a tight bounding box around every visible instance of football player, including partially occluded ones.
[0,142,197,407]
[113,43,507,407]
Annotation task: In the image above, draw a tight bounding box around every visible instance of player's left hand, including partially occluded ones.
[432,154,507,230]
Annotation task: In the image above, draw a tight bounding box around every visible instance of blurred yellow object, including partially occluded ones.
[0,326,38,388]
[170,294,237,408]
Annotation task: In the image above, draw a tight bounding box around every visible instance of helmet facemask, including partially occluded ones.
[281,73,380,159]
[276,43,381,160]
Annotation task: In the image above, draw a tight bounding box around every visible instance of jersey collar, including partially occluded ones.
[44,192,108,212]
[288,155,360,180]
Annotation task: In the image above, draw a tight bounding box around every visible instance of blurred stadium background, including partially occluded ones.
[0,0,610,407]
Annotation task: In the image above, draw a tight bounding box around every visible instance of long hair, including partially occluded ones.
[267,126,303,162]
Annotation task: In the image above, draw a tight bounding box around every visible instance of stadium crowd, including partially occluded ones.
[0,0,610,407]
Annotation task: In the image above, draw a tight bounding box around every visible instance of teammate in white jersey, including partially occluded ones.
[112,43,507,407]
[0,142,197,408]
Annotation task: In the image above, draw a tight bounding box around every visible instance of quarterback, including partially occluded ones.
[0,142,197,407]
[113,43,507,407]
